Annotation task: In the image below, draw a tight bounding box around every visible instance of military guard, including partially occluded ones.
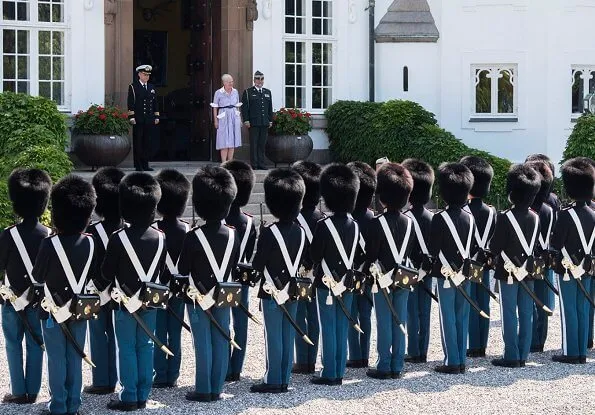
[251,168,307,393]
[85,167,125,395]
[128,64,160,172]
[402,158,435,364]
[550,157,595,364]
[430,163,476,374]
[0,169,51,405]
[101,173,167,411]
[489,164,541,368]
[459,156,496,358]
[241,70,273,170]
[524,160,555,354]
[291,161,324,375]
[310,163,360,386]
[33,175,97,415]
[152,169,191,389]
[366,163,417,379]
[221,160,257,381]
[178,166,240,402]
[346,161,376,369]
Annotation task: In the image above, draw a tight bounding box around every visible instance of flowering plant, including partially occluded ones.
[270,107,312,135]
[73,104,130,135]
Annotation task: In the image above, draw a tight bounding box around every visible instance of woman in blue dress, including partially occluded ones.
[212,74,242,162]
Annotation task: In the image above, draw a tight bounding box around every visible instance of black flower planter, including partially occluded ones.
[265,134,313,165]
[72,134,131,169]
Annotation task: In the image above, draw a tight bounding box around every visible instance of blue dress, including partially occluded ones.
[212,87,242,150]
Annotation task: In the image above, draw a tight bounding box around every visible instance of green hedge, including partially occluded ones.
[0,92,72,228]
[562,113,595,163]
[325,100,512,208]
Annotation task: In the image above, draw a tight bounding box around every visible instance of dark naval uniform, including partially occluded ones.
[241,85,273,169]
[0,219,50,400]
[86,219,123,392]
[551,202,595,360]
[224,207,256,379]
[153,218,190,387]
[294,207,324,372]
[405,205,434,362]
[33,233,98,415]
[311,213,359,382]
[489,207,541,363]
[589,199,595,349]
[178,221,240,398]
[127,80,159,171]
[466,198,497,355]
[101,225,167,405]
[429,206,477,370]
[253,220,307,388]
[348,207,374,366]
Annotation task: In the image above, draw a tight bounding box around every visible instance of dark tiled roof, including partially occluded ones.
[375,0,439,43]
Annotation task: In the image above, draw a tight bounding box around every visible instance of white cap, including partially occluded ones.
[136,64,152,73]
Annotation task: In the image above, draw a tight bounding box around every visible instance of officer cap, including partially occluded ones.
[437,162,474,207]
[136,64,152,74]
[254,70,264,79]
[506,164,540,208]
[192,166,237,221]
[292,160,322,210]
[264,168,305,221]
[119,172,161,226]
[320,163,360,214]
[155,169,191,218]
[8,168,52,219]
[51,174,96,234]
[92,167,125,221]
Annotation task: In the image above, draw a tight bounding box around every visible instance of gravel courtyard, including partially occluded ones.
[0,286,594,415]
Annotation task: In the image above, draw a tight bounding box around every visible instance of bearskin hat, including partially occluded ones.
[221,160,255,208]
[264,168,305,221]
[459,156,493,198]
[525,153,555,177]
[401,159,434,206]
[192,166,237,221]
[292,160,322,209]
[347,161,377,212]
[155,169,190,218]
[51,174,96,234]
[524,160,553,205]
[437,162,474,207]
[91,167,125,221]
[320,163,360,214]
[376,163,413,210]
[119,172,161,226]
[561,157,595,202]
[506,164,540,207]
[8,168,52,219]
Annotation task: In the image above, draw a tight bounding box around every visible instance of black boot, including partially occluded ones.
[250,383,284,393]
[185,391,212,402]
[491,359,521,368]
[106,399,138,411]
[552,354,580,364]
[84,385,116,395]
[2,394,29,404]
[434,365,461,374]
[366,369,392,379]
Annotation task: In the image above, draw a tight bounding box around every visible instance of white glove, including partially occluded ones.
[198,287,216,311]
[378,270,393,290]
[570,264,586,279]
[275,283,290,305]
[514,263,529,282]
[98,286,112,306]
[53,299,73,324]
[12,287,30,311]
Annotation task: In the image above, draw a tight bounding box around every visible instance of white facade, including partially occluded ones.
[253,0,595,165]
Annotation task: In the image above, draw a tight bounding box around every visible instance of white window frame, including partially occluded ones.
[1,0,70,111]
[470,64,518,121]
[283,0,336,113]
[571,65,595,117]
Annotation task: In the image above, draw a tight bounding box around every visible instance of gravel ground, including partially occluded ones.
[0,284,594,415]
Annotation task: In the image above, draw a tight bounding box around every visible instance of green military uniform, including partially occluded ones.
[241,71,273,170]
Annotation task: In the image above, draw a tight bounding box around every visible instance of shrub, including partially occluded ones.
[73,104,130,135]
[325,100,512,208]
[2,125,66,158]
[562,113,595,163]
[270,108,312,135]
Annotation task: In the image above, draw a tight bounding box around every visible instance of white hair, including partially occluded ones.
[221,74,233,83]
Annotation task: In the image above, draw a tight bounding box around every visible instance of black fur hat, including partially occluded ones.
[156,169,190,218]
[506,164,540,207]
[222,160,255,208]
[264,168,305,221]
[8,168,52,219]
[119,172,161,226]
[51,174,96,234]
[347,161,376,212]
[92,167,125,221]
[561,157,595,202]
[192,166,237,221]
[459,156,493,198]
[292,160,322,209]
[320,163,360,214]
[401,159,434,205]
[525,160,553,205]
[525,153,555,177]
[376,163,413,210]
[438,162,474,207]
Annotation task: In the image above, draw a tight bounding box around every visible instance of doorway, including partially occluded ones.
[132,0,220,161]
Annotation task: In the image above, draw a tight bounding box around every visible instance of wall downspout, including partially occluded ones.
[368,0,375,102]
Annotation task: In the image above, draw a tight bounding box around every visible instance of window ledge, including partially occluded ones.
[469,117,518,123]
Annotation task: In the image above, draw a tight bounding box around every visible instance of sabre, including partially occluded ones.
[420,283,439,303]
[441,266,489,319]
[239,302,262,325]
[506,260,553,316]
[543,277,560,296]
[477,281,499,303]
[324,273,364,334]
[0,286,45,350]
[576,278,595,309]
[167,306,191,333]
[369,265,407,334]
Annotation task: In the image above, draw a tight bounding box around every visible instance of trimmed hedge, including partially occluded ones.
[325,100,512,208]
[562,113,595,163]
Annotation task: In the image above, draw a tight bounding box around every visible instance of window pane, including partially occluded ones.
[3,1,15,20]
[52,56,62,79]
[323,43,331,64]
[323,19,331,36]
[17,30,28,54]
[38,2,50,21]
[3,55,15,79]
[296,0,304,16]
[323,88,331,108]
[285,65,295,86]
[322,1,331,18]
[312,65,321,86]
[39,81,51,98]
[3,80,15,92]
[285,87,295,108]
[295,42,304,63]
[52,31,63,54]
[296,17,304,34]
[572,70,584,113]
[285,0,294,15]
[17,80,28,93]
[296,87,305,108]
[3,30,15,53]
[296,65,304,86]
[52,81,63,104]
[323,66,332,85]
[497,69,514,114]
[590,71,595,94]
[285,17,295,34]
[16,1,27,20]
[285,42,295,63]
[51,3,62,22]
[39,56,50,80]
[475,69,491,113]
[313,19,321,35]
[39,31,51,54]
[17,55,27,78]
[312,87,321,109]
[313,0,321,18]
[312,43,322,64]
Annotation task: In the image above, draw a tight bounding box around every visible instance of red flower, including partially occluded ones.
[99,114,107,121]
[97,106,104,111]
[291,113,297,118]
